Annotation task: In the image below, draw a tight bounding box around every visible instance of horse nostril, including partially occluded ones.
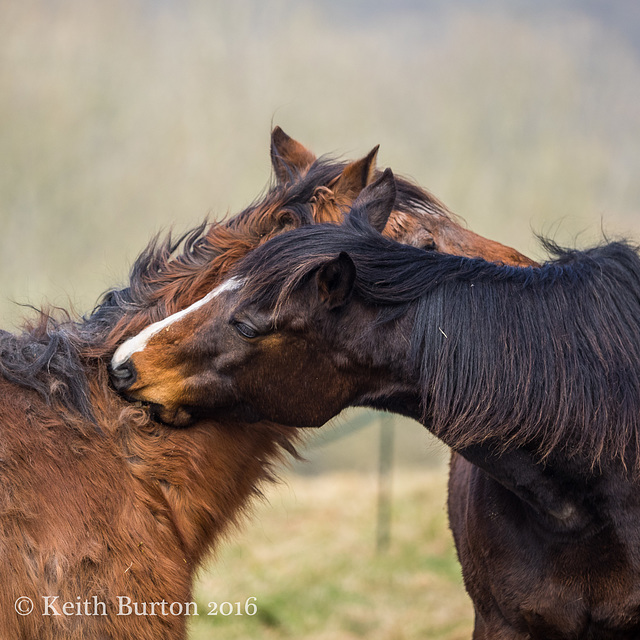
[109,359,137,391]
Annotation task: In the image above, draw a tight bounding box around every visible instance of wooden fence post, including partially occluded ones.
[376,413,394,553]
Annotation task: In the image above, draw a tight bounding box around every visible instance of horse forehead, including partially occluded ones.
[111,277,244,368]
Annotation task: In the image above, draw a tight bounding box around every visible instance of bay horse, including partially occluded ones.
[113,171,640,639]
[0,129,532,639]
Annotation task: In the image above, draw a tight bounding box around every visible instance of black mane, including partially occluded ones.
[234,215,640,469]
[0,318,94,421]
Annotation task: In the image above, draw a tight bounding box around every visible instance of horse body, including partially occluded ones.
[114,176,640,639]
[450,454,640,639]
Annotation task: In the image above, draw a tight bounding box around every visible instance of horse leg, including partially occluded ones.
[449,454,534,640]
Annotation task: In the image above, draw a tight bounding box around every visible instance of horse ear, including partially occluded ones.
[330,145,379,201]
[316,252,356,310]
[351,168,396,233]
[270,126,317,184]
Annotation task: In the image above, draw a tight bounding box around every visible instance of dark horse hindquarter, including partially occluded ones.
[448,453,640,640]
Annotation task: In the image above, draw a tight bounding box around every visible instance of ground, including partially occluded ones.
[190,469,474,640]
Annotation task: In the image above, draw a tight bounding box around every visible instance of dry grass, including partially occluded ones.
[189,467,474,640]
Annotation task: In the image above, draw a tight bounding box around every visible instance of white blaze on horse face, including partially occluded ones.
[111,277,244,369]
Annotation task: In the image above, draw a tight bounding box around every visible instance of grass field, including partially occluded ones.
[189,468,474,640]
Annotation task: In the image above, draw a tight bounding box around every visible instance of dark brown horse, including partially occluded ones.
[0,130,531,639]
[113,173,640,640]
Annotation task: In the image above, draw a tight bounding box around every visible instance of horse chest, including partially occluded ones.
[452,461,640,639]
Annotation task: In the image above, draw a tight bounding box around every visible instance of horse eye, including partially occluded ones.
[232,320,260,339]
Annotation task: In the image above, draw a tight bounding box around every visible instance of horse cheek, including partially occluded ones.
[241,336,325,427]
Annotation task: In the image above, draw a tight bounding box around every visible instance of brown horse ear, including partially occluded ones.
[352,168,396,233]
[330,145,379,201]
[316,252,356,310]
[270,126,317,184]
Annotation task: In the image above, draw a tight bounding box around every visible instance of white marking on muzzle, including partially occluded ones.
[111,277,243,369]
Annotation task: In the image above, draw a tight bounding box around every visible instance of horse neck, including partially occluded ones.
[390,182,537,268]
[343,303,422,413]
[91,376,300,568]
[435,222,537,267]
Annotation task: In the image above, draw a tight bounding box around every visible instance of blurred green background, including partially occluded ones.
[2,1,639,637]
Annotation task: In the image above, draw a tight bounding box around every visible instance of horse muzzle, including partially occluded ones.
[109,359,138,392]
